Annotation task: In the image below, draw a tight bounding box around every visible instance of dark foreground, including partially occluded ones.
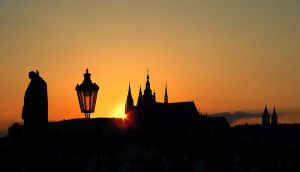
[1,118,300,172]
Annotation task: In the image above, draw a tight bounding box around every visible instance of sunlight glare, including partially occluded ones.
[112,103,127,119]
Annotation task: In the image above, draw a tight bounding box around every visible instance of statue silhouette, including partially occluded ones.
[22,70,48,133]
[22,70,48,172]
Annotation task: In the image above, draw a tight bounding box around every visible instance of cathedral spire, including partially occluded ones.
[128,83,132,97]
[164,83,168,104]
[271,106,278,125]
[147,69,149,81]
[264,105,269,114]
[144,69,152,94]
[139,84,142,94]
[125,83,134,114]
[142,69,155,106]
[262,105,270,126]
[137,84,143,106]
[146,69,150,89]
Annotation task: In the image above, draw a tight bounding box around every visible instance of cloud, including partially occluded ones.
[208,111,262,125]
[0,129,7,138]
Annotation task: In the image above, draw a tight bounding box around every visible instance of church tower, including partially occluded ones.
[125,83,134,114]
[164,84,168,104]
[271,107,278,125]
[262,105,270,125]
[142,70,155,106]
[137,85,143,106]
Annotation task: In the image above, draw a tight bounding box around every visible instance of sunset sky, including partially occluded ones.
[0,0,300,131]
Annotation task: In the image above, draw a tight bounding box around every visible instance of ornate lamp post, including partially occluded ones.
[76,69,99,119]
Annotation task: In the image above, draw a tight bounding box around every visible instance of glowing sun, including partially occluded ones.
[112,103,127,119]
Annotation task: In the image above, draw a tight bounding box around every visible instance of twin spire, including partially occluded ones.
[262,105,278,125]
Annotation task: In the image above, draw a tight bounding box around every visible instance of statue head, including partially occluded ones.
[28,71,36,80]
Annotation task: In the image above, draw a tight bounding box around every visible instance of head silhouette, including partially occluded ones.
[28,71,36,80]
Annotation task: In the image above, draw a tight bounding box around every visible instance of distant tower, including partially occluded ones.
[125,83,134,114]
[262,105,270,125]
[153,89,156,102]
[271,107,278,125]
[164,84,168,104]
[137,85,143,106]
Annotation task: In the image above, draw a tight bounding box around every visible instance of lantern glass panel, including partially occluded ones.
[81,91,85,111]
[76,90,83,111]
[84,91,91,112]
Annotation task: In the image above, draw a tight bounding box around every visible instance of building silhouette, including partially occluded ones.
[271,107,278,125]
[125,83,134,115]
[262,105,270,125]
[164,84,168,104]
[262,105,278,125]
[125,71,228,130]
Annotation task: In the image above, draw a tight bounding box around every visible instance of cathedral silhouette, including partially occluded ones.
[125,70,206,128]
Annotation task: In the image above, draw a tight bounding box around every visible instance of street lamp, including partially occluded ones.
[76,69,99,119]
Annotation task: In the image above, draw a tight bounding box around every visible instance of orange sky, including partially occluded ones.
[0,1,300,130]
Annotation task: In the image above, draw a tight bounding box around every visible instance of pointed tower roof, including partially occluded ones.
[273,107,277,116]
[271,106,278,125]
[164,83,168,104]
[139,84,142,93]
[165,83,168,97]
[127,83,133,98]
[137,84,143,106]
[125,83,134,113]
[147,68,149,80]
[142,69,155,106]
[144,69,152,95]
[146,69,150,88]
[263,105,269,115]
[262,105,270,125]
[126,83,134,103]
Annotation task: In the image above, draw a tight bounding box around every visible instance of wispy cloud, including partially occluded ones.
[209,111,262,125]
[208,109,300,126]
[0,129,7,138]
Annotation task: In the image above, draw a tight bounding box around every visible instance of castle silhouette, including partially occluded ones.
[124,70,228,129]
